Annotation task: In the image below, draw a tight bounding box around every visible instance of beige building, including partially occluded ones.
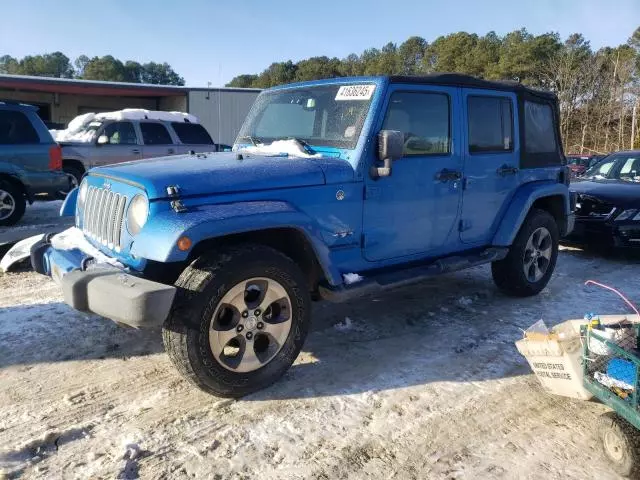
[0,74,260,145]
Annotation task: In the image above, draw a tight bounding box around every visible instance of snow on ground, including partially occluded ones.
[0,200,72,250]
[0,247,639,479]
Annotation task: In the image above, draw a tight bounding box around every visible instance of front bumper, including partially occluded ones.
[566,219,640,248]
[31,239,176,328]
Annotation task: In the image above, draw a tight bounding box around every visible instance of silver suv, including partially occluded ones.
[59,118,216,188]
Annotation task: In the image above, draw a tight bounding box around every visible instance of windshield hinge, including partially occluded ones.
[166,185,180,198]
[166,185,188,213]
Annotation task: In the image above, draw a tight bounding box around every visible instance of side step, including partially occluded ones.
[319,247,508,303]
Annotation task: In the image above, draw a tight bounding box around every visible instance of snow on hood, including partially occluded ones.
[240,140,323,159]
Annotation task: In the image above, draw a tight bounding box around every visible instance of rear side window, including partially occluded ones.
[140,122,173,145]
[468,96,513,153]
[0,110,40,144]
[382,91,450,155]
[171,123,214,145]
[524,101,557,154]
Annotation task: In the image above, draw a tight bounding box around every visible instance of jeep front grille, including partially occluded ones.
[83,186,127,251]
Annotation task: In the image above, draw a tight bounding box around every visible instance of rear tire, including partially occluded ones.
[162,244,311,398]
[598,412,640,477]
[64,164,83,189]
[492,208,559,297]
[0,180,26,226]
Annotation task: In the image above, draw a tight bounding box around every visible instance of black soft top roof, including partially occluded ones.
[388,73,556,100]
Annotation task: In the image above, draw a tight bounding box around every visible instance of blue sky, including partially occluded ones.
[2,0,638,86]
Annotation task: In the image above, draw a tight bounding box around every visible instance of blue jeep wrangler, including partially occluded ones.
[32,74,573,397]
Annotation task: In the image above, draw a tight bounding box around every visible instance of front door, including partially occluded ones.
[93,121,142,167]
[459,90,520,244]
[363,85,463,262]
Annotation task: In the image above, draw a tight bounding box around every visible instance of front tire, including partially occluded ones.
[492,208,559,297]
[0,180,26,226]
[162,244,311,398]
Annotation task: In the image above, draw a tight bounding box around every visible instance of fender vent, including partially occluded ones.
[83,187,127,251]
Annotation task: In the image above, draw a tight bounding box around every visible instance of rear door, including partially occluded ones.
[171,122,216,154]
[92,121,142,166]
[459,90,520,244]
[139,122,177,158]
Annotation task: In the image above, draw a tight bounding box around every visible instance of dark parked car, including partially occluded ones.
[0,101,69,225]
[568,151,640,247]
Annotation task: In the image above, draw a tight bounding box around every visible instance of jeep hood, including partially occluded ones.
[89,152,353,199]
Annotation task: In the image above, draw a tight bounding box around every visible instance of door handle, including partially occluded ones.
[167,148,175,154]
[435,169,462,182]
[131,149,141,154]
[497,164,518,176]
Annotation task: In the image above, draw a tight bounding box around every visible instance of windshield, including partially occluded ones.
[236,84,375,150]
[584,153,640,182]
[55,120,103,143]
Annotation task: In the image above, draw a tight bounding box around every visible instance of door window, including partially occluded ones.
[0,110,39,144]
[140,122,173,145]
[468,96,513,153]
[102,121,137,145]
[382,92,450,155]
[171,123,214,144]
[524,101,557,153]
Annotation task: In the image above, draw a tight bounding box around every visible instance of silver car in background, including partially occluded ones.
[57,114,217,188]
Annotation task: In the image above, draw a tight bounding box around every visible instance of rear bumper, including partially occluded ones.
[31,239,175,327]
[23,171,70,197]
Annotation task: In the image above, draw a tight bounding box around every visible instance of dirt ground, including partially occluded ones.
[0,247,638,479]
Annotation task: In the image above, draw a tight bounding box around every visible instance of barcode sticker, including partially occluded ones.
[335,85,376,101]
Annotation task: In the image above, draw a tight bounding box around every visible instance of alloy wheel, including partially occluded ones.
[209,277,292,373]
[523,226,553,282]
[0,189,16,221]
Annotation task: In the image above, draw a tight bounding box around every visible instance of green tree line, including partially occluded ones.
[227,27,640,154]
[0,52,185,86]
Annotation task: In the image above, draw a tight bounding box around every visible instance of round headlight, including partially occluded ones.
[127,195,149,235]
[77,180,88,208]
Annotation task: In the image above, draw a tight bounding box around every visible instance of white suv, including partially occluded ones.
[53,110,217,188]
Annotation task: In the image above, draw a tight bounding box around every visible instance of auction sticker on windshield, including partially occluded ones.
[335,85,376,101]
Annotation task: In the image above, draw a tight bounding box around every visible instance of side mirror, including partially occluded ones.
[371,130,404,178]
[97,135,109,145]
